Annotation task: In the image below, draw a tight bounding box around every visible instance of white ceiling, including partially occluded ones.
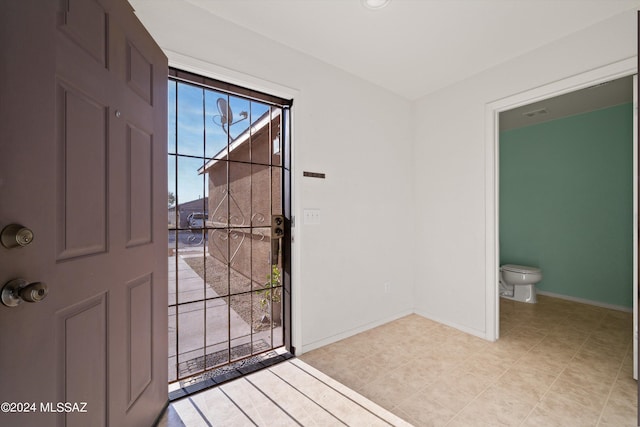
[175,0,640,100]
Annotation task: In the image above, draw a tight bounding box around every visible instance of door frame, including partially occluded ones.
[484,57,637,351]
[163,50,303,354]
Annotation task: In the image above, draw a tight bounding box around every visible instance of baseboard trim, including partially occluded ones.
[299,309,413,355]
[413,309,491,341]
[299,291,631,354]
[536,290,632,313]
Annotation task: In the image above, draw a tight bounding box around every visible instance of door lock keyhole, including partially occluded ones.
[1,224,34,249]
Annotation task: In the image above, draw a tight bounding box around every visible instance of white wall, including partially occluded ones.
[413,10,637,338]
[132,1,637,351]
[131,0,416,352]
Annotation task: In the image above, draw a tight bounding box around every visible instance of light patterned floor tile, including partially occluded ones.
[160,296,634,427]
[523,400,600,427]
[455,384,537,426]
[395,397,456,427]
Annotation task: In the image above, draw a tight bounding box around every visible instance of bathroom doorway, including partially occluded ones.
[499,74,633,310]
[485,59,638,379]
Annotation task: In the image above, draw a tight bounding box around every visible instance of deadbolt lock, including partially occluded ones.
[1,224,34,249]
[271,215,285,239]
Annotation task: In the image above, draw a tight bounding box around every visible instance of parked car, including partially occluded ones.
[186,212,207,229]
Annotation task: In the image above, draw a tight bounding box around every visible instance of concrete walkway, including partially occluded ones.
[168,253,281,382]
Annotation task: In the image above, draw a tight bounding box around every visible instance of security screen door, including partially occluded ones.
[167,69,292,383]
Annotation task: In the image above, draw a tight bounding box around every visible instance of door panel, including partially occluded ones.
[61,0,107,66]
[57,293,107,427]
[127,274,153,408]
[56,82,109,260]
[0,1,167,426]
[126,124,153,247]
[126,42,154,104]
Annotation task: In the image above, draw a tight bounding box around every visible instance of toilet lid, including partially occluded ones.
[501,264,541,274]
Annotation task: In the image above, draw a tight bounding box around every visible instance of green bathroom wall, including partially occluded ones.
[500,103,633,308]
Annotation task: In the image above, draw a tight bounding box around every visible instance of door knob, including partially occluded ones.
[1,279,48,307]
[1,224,34,248]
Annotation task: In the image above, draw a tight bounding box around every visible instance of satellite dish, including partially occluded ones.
[217,98,232,128]
[213,97,248,138]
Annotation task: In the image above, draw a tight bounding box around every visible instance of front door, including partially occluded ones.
[0,1,167,426]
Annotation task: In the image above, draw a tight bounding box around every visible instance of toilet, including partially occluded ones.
[499,264,542,304]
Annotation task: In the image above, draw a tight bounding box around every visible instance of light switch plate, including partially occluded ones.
[303,209,321,225]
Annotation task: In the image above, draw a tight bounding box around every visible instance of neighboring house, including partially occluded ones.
[201,109,282,283]
[169,197,209,229]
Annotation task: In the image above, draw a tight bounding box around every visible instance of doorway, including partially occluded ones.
[497,75,635,366]
[485,58,638,378]
[167,69,293,386]
[499,75,633,309]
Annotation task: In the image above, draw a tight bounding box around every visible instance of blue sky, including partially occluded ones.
[168,81,271,206]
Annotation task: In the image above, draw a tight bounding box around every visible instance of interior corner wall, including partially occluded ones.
[412,10,637,337]
[500,103,634,309]
[131,0,416,353]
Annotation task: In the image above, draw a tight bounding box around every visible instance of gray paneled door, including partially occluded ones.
[0,1,167,426]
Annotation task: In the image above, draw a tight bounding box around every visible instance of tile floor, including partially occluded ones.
[300,295,637,426]
[159,295,637,426]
